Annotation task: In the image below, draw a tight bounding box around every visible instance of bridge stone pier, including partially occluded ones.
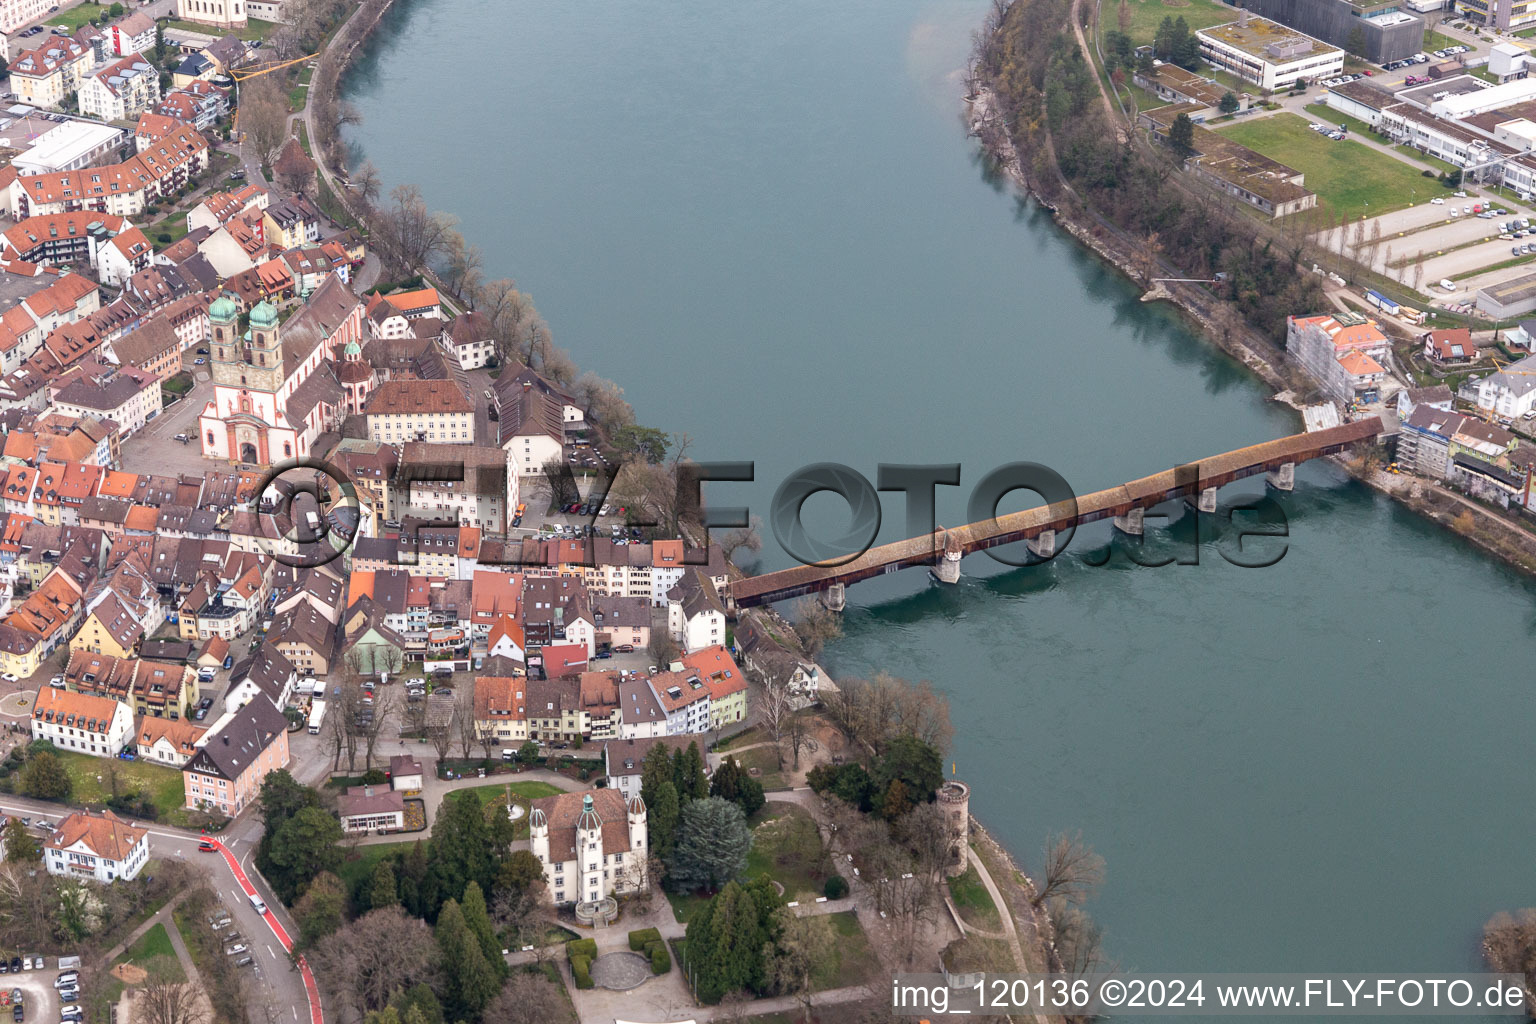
[1185,487,1218,513]
[1113,507,1144,536]
[1027,529,1056,558]
[930,530,964,584]
[820,582,847,611]
[1266,462,1295,491]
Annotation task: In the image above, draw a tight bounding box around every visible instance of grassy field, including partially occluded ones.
[1118,0,1237,48]
[814,911,880,990]
[46,3,106,29]
[1423,29,1458,52]
[116,922,184,978]
[946,864,1002,931]
[723,743,788,791]
[1216,112,1434,219]
[449,781,563,840]
[56,751,185,819]
[743,804,829,903]
[158,16,277,40]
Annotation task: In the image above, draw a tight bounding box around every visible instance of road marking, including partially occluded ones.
[267,944,275,959]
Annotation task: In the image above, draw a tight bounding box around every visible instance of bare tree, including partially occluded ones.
[783,708,810,770]
[359,685,399,770]
[240,75,290,168]
[134,961,209,1024]
[883,870,943,968]
[455,684,477,759]
[309,907,440,1019]
[647,629,680,669]
[792,598,842,659]
[897,800,955,879]
[1031,831,1105,908]
[482,968,568,1024]
[428,701,454,762]
[717,514,763,565]
[349,160,382,208]
[374,184,458,278]
[764,909,837,1023]
[752,661,793,769]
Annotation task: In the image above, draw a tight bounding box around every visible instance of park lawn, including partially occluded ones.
[743,804,829,902]
[1117,0,1237,48]
[715,726,767,751]
[665,889,711,926]
[116,922,183,979]
[46,3,106,29]
[158,16,277,40]
[1216,113,1431,219]
[947,864,1001,931]
[335,840,420,892]
[56,750,185,818]
[288,83,308,112]
[1423,29,1457,52]
[725,744,788,792]
[147,215,190,247]
[452,781,562,839]
[812,911,879,991]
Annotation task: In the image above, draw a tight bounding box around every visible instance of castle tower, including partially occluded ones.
[338,337,376,416]
[627,793,648,889]
[212,297,285,394]
[576,793,603,903]
[937,778,972,877]
[528,805,549,869]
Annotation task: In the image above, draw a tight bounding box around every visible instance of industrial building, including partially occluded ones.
[1197,13,1345,92]
[1234,0,1425,64]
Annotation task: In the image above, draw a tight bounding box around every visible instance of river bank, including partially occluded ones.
[965,20,1536,587]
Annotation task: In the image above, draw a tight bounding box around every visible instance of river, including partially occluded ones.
[345,0,1534,1008]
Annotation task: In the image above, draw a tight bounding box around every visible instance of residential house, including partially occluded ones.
[78,54,159,122]
[388,753,422,793]
[136,716,207,766]
[366,379,474,446]
[666,568,727,653]
[1423,327,1479,365]
[182,697,289,814]
[267,602,336,676]
[602,735,694,801]
[108,13,155,56]
[8,37,94,108]
[44,810,148,882]
[682,645,748,730]
[222,642,295,712]
[29,685,133,756]
[1474,353,1536,419]
[472,675,529,751]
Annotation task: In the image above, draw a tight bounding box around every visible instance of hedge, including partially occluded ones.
[566,937,597,961]
[628,927,662,952]
[647,941,671,974]
[571,954,593,989]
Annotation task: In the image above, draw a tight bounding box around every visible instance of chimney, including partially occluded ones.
[522,381,531,390]
[1239,7,1249,26]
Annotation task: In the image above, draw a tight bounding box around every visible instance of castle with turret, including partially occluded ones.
[529,788,648,905]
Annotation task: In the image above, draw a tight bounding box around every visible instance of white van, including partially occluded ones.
[1440,279,1457,292]
[248,892,267,914]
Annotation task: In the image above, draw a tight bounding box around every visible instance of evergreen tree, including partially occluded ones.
[390,985,443,1024]
[1219,91,1240,114]
[398,841,430,917]
[459,881,506,979]
[1154,15,1176,59]
[640,743,674,809]
[1169,112,1196,159]
[710,757,764,818]
[871,735,944,804]
[294,871,346,948]
[18,752,71,800]
[435,900,501,1021]
[682,875,786,1002]
[670,797,751,892]
[1173,31,1202,71]
[2,817,39,864]
[425,792,493,915]
[878,777,912,822]
[369,859,399,910]
[1136,50,1156,75]
[674,741,709,803]
[264,806,343,904]
[649,780,680,865]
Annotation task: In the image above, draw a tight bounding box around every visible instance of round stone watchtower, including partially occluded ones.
[937,778,971,877]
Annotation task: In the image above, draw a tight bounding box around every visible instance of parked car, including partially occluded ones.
[235,956,255,968]
[53,973,77,989]
[225,945,248,957]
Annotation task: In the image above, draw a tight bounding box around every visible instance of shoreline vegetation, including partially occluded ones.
[967,0,1536,579]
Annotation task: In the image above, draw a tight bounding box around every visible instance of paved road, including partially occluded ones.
[0,795,318,1024]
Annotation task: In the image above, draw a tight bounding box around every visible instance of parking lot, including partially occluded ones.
[1311,191,1536,300]
[2,962,62,1024]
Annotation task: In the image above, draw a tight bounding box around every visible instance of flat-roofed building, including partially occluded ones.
[11,120,126,175]
[1232,0,1424,64]
[1140,103,1318,217]
[1197,14,1344,92]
